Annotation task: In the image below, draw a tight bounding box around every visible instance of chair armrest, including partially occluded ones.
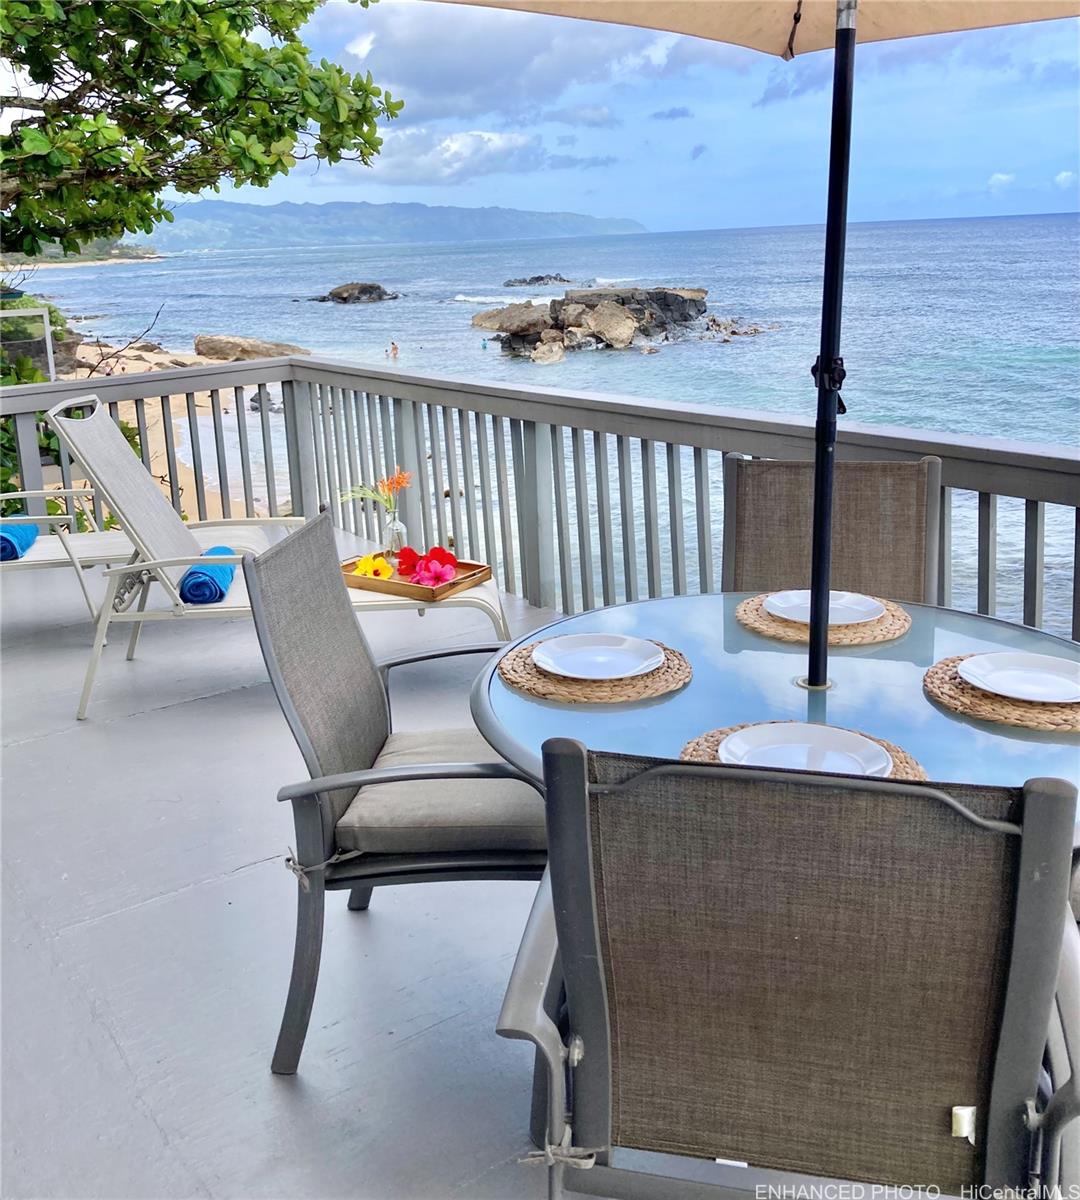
[188,517,304,529]
[378,642,505,673]
[2,488,95,500]
[278,760,544,803]
[1,512,73,526]
[103,554,243,575]
[496,873,568,1143]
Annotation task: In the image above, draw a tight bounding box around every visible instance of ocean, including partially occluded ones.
[34,212,1080,631]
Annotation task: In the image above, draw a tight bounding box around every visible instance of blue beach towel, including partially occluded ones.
[179,546,237,604]
[0,523,39,561]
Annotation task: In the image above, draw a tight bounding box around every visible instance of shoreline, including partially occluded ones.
[3,255,165,271]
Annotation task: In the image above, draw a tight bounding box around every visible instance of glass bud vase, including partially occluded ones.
[384,514,408,558]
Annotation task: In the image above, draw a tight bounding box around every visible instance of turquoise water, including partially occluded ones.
[36,212,1080,633]
[39,211,1080,445]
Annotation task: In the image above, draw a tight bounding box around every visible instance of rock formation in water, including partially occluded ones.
[503,273,572,287]
[471,286,742,363]
[194,334,311,360]
[308,282,401,303]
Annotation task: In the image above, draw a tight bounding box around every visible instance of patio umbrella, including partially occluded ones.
[436,0,1078,686]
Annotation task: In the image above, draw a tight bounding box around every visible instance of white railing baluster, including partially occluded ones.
[492,415,516,593]
[571,426,595,611]
[159,395,182,512]
[977,491,997,616]
[442,407,464,555]
[184,391,208,521]
[1023,499,1045,628]
[693,446,713,593]
[233,386,255,516]
[458,409,480,561]
[617,435,639,603]
[209,388,232,519]
[641,438,661,598]
[551,425,575,613]
[594,430,615,606]
[475,412,497,572]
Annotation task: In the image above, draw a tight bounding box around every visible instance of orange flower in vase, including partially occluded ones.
[341,467,413,556]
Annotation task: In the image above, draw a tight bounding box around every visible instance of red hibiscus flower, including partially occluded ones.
[396,545,420,576]
[426,545,458,569]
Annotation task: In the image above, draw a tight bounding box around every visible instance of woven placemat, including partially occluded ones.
[680,722,928,781]
[924,654,1080,734]
[498,641,691,704]
[736,594,911,646]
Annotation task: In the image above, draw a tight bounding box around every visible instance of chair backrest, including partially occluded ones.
[721,455,941,603]
[47,395,200,594]
[541,739,1076,1192]
[244,514,389,845]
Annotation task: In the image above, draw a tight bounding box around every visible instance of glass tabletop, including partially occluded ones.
[472,595,1080,825]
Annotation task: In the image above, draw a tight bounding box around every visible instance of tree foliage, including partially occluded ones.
[1,0,402,255]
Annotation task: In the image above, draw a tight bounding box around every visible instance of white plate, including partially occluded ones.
[718,721,893,777]
[956,652,1080,704]
[531,634,665,681]
[762,589,886,626]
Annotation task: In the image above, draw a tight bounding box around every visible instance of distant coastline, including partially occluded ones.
[5,255,166,271]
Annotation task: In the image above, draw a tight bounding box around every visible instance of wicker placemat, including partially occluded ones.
[680,722,928,781]
[736,594,911,646]
[924,655,1080,734]
[498,641,691,704]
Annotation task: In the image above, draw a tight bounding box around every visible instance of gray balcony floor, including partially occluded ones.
[1,563,559,1200]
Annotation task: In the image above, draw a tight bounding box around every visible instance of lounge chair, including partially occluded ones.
[45,396,510,718]
[244,514,545,1075]
[502,740,1078,1197]
[721,453,942,602]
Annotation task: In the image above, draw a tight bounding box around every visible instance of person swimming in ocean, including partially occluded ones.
[481,338,488,350]
[390,341,399,359]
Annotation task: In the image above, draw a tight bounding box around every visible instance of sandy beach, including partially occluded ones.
[6,255,166,271]
[61,337,246,521]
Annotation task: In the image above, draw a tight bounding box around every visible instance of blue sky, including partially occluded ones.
[231,1,1080,231]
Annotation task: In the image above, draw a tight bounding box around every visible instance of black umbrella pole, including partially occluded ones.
[807,0,857,688]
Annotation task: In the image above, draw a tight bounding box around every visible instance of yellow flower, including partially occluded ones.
[353,554,393,580]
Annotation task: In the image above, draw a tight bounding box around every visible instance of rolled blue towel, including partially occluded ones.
[179,546,236,604]
[0,522,39,561]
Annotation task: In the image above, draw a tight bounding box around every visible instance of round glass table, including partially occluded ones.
[471,594,1080,834]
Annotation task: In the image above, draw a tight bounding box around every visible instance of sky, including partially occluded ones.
[228,1,1080,232]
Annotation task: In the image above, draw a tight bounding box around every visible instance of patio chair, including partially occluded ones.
[501,740,1078,1199]
[244,513,546,1075]
[0,487,130,617]
[46,396,510,718]
[721,453,942,602]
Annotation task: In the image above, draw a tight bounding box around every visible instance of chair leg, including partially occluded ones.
[347,885,373,911]
[77,579,117,720]
[271,876,325,1076]
[125,582,150,661]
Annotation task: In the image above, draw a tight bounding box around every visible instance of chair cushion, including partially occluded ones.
[335,728,544,855]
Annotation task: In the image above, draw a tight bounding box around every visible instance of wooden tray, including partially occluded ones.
[342,557,492,602]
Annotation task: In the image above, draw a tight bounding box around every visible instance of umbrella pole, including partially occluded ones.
[807,0,857,688]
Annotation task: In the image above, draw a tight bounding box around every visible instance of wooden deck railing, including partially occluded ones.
[3,355,1078,639]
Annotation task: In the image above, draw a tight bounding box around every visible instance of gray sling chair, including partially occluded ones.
[243,514,546,1075]
[721,453,942,602]
[501,739,1079,1200]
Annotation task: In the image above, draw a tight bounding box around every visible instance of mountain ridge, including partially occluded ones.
[138,199,646,251]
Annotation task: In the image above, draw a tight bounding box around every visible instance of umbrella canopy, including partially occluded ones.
[437,0,1078,57]
[432,0,1078,687]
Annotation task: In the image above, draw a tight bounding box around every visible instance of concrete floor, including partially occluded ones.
[1,560,558,1200]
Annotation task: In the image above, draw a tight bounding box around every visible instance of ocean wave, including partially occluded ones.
[453,293,560,305]
[593,276,638,285]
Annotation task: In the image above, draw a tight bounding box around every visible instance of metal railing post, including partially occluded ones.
[521,420,556,609]
[14,412,46,515]
[391,397,424,541]
[287,380,320,519]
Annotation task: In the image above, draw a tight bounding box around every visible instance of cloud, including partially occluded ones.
[987,172,1016,193]
[345,31,375,60]
[754,55,832,107]
[556,134,578,147]
[311,1,660,125]
[1054,170,1077,191]
[690,143,708,161]
[651,106,692,121]
[541,104,620,128]
[360,126,615,185]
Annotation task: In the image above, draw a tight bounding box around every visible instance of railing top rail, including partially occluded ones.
[0,355,298,410]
